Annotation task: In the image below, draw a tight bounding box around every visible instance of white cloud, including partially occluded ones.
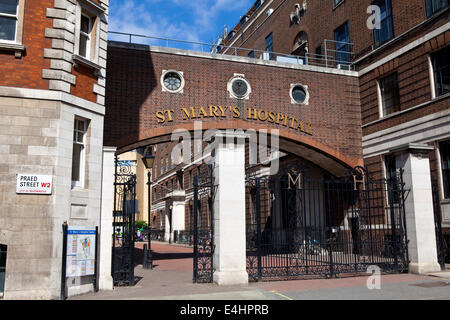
[108,0,253,47]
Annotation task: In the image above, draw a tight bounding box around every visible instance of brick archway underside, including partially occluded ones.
[113,120,363,177]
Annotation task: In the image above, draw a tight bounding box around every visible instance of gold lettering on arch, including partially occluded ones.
[154,106,313,136]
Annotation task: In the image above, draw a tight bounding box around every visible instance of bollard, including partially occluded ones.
[143,244,148,269]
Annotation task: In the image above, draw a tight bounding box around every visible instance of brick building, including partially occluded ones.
[1,0,447,297]
[218,0,450,266]
[103,0,449,283]
[218,0,450,241]
[0,0,112,299]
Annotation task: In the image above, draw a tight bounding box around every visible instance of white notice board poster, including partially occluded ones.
[16,174,53,195]
[66,227,96,277]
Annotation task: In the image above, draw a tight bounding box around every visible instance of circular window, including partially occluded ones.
[290,84,309,105]
[232,79,248,98]
[228,75,251,99]
[161,70,184,93]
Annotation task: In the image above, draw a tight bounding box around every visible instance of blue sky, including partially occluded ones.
[108,0,254,49]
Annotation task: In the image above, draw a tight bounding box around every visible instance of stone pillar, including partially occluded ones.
[164,205,171,243]
[213,132,248,285]
[99,147,116,291]
[170,191,186,235]
[395,144,441,274]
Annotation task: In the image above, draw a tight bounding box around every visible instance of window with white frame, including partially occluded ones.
[430,45,450,98]
[74,1,105,65]
[79,13,93,59]
[0,0,25,56]
[72,118,88,189]
[378,72,400,117]
[0,0,18,42]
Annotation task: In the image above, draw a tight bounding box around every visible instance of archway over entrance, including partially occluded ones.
[114,123,361,178]
[105,41,363,177]
[105,40,364,286]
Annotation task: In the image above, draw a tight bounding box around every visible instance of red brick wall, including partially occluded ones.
[363,155,384,180]
[361,25,450,134]
[0,1,100,103]
[0,0,53,89]
[220,0,449,136]
[105,45,363,167]
[71,65,98,103]
[221,0,436,63]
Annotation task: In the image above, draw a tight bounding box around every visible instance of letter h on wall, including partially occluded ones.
[353,173,366,191]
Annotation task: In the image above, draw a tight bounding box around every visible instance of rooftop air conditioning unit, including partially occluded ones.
[261,52,270,60]
[337,64,351,71]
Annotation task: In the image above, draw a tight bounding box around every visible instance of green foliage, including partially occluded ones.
[135,220,148,230]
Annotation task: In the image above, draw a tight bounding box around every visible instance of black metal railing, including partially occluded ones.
[108,32,355,71]
[144,229,165,242]
[193,164,215,283]
[246,165,409,281]
[174,230,194,246]
[112,158,137,287]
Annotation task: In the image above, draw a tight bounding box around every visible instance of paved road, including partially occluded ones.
[71,242,450,301]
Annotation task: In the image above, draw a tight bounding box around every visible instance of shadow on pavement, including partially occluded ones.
[133,244,194,268]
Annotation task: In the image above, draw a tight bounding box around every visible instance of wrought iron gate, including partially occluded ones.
[193,164,215,283]
[112,158,137,286]
[246,165,409,281]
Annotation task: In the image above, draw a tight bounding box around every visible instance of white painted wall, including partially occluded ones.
[397,152,441,274]
[212,132,248,285]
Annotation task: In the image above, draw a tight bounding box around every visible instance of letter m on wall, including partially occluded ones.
[288,171,302,190]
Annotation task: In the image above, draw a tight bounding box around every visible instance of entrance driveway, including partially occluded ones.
[71,242,450,300]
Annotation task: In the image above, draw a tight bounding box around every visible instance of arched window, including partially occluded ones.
[292,31,309,57]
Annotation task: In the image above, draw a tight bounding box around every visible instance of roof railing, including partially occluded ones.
[108,31,355,71]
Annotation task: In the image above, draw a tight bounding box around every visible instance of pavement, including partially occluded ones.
[71,242,450,301]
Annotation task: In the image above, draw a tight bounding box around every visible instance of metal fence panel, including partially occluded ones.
[246,165,409,281]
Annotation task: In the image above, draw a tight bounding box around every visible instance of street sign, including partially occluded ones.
[16,174,53,195]
[66,227,97,277]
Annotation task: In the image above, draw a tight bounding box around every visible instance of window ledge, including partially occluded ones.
[79,0,106,14]
[362,92,450,128]
[0,42,26,58]
[73,54,102,75]
[71,186,88,193]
